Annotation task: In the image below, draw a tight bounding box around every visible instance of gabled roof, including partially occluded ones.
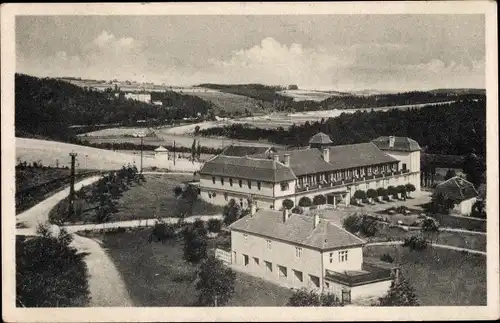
[229,209,365,250]
[199,155,296,182]
[221,145,273,157]
[309,132,333,145]
[436,176,478,202]
[154,146,169,152]
[327,143,398,169]
[372,136,421,152]
[251,148,334,176]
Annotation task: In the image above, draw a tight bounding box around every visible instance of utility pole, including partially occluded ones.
[173,140,176,166]
[140,135,144,173]
[68,152,77,219]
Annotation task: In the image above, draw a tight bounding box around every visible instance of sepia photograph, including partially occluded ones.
[1,2,498,322]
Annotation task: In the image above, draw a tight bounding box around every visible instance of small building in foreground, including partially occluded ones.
[154,146,169,158]
[435,176,479,215]
[224,206,398,304]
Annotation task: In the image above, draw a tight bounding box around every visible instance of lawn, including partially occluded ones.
[51,174,223,224]
[434,231,486,252]
[96,228,293,306]
[363,245,486,306]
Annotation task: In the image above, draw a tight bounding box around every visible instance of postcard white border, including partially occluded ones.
[2,2,498,322]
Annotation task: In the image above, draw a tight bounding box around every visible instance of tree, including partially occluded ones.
[378,275,419,306]
[313,194,326,206]
[444,169,457,181]
[367,189,378,201]
[196,142,202,160]
[377,187,387,198]
[470,199,486,218]
[429,191,455,214]
[194,125,201,135]
[16,224,90,307]
[462,153,485,187]
[387,186,398,198]
[405,184,415,197]
[421,218,439,242]
[149,220,175,243]
[223,199,242,226]
[298,196,312,207]
[173,186,184,198]
[193,218,208,237]
[282,199,294,210]
[342,213,378,237]
[88,175,119,223]
[191,139,197,161]
[183,227,208,264]
[207,219,222,233]
[396,185,407,199]
[402,235,428,251]
[287,288,342,306]
[353,190,367,200]
[195,256,236,306]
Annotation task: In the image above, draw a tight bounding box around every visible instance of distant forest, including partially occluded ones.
[199,99,486,157]
[15,74,213,142]
[197,83,485,112]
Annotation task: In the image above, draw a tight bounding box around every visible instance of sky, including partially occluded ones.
[16,15,485,92]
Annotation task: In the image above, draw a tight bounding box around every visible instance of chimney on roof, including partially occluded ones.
[313,213,320,229]
[283,154,290,166]
[322,148,330,162]
[389,136,395,148]
[273,153,280,162]
[282,208,290,223]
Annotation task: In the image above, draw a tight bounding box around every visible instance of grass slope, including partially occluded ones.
[98,229,293,306]
[363,245,486,305]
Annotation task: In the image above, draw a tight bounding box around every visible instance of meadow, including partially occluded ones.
[363,245,486,306]
[92,228,293,306]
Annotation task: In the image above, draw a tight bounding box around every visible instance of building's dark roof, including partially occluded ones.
[309,132,333,145]
[372,136,421,152]
[436,176,478,202]
[251,148,334,176]
[229,209,365,250]
[221,145,273,157]
[199,155,296,182]
[327,143,398,169]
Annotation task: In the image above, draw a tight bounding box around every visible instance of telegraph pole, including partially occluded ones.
[68,152,77,219]
[173,140,176,166]
[140,135,144,173]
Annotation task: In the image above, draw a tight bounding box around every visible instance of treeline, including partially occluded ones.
[15,74,214,141]
[77,140,224,155]
[199,99,486,156]
[196,83,485,113]
[150,90,213,119]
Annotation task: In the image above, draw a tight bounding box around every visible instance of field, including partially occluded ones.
[179,89,269,115]
[16,137,204,172]
[95,229,293,306]
[82,133,276,150]
[278,89,348,102]
[363,245,486,305]
[16,167,72,192]
[77,127,157,138]
[16,137,141,170]
[51,173,223,224]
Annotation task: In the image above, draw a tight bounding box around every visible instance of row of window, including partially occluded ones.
[212,176,290,192]
[236,252,321,288]
[243,235,348,262]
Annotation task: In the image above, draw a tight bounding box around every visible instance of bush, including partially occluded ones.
[207,219,222,233]
[377,275,419,306]
[291,207,303,214]
[353,190,367,200]
[312,194,326,206]
[396,185,407,199]
[387,185,397,197]
[402,235,428,251]
[287,288,342,307]
[367,189,378,200]
[380,253,394,263]
[405,183,416,195]
[149,222,175,242]
[183,228,208,264]
[298,196,312,207]
[282,199,294,210]
[383,195,391,201]
[193,218,208,236]
[342,213,378,237]
[377,187,387,197]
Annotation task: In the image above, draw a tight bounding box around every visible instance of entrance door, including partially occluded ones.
[327,194,334,205]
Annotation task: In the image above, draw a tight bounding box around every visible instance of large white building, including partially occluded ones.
[225,206,398,303]
[199,133,421,210]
